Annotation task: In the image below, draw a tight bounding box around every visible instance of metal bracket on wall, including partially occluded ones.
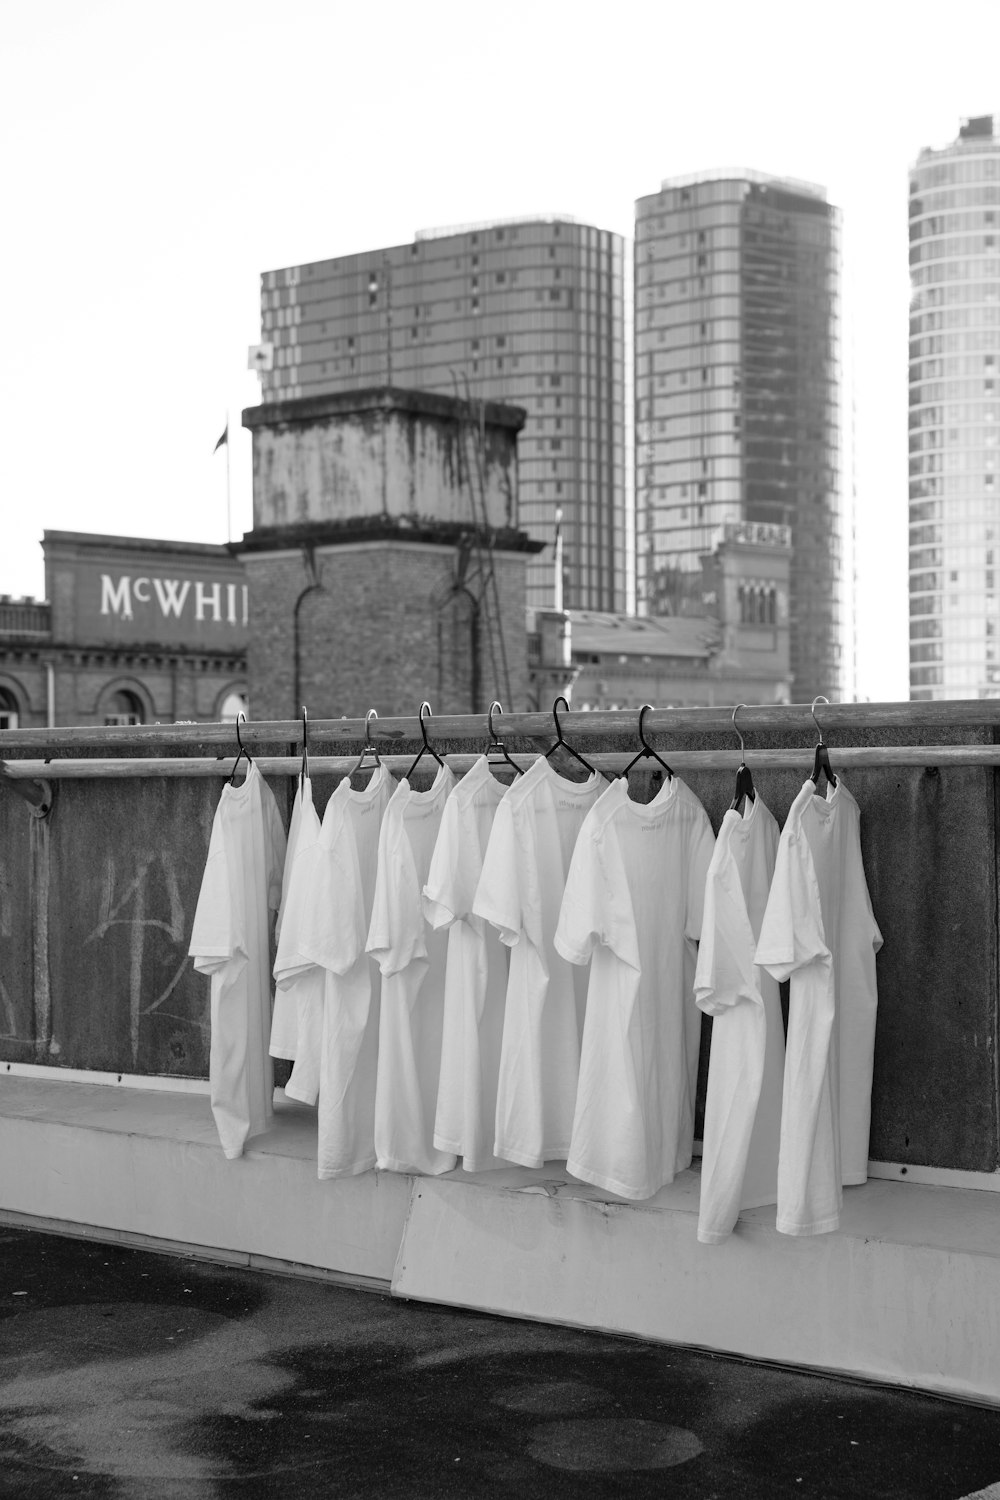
[0,759,54,819]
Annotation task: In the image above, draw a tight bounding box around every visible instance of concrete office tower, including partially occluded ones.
[259,219,626,615]
[909,116,1000,700]
[635,172,843,702]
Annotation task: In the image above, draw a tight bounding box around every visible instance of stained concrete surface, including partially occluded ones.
[2,1227,1000,1500]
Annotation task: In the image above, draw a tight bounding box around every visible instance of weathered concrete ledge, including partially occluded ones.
[2,1073,1000,1406]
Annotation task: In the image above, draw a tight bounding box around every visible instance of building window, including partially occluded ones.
[219,690,249,723]
[0,687,19,730]
[104,689,144,727]
[496,272,506,285]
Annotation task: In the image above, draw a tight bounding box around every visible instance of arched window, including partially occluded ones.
[766,588,776,625]
[219,690,249,723]
[0,687,19,730]
[104,689,144,727]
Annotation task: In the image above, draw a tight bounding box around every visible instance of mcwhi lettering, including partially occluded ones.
[99,573,248,627]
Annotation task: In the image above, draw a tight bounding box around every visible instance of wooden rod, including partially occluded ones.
[3,698,1000,754]
[5,745,1000,780]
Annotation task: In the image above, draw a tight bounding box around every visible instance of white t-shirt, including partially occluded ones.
[756,777,883,1237]
[423,754,511,1172]
[189,761,287,1159]
[368,764,458,1176]
[695,794,784,1243]
[473,755,603,1168]
[555,775,715,1200]
[278,764,394,1179]
[270,776,321,1061]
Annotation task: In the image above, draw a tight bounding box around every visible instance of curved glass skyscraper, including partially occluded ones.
[909,117,1000,699]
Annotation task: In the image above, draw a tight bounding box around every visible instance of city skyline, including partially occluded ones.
[3,1,1000,702]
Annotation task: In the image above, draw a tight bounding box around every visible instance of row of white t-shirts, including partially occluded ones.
[268,753,719,1203]
[188,756,881,1246]
[695,777,883,1243]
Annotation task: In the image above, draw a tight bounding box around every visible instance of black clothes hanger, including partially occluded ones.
[228,711,252,787]
[730,703,755,812]
[621,703,674,781]
[300,705,309,787]
[545,694,599,778]
[485,700,523,777]
[405,701,446,781]
[810,695,838,789]
[349,709,382,779]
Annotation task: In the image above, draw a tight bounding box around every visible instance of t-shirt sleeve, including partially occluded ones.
[188,820,235,974]
[684,805,717,943]
[694,854,760,1016]
[755,831,828,982]
[471,799,523,946]
[274,820,362,981]
[554,823,604,966]
[366,819,427,977]
[423,794,466,930]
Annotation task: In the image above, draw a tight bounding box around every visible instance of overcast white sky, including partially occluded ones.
[2,0,999,701]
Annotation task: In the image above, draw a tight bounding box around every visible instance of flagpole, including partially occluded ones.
[225,408,232,543]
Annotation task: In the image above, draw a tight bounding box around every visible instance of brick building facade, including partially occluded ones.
[239,387,541,719]
[0,533,248,729]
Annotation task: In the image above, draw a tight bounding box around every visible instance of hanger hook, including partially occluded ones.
[810,695,830,744]
[365,708,378,748]
[235,710,247,754]
[552,694,570,746]
[637,704,653,753]
[488,700,502,740]
[732,703,747,760]
[418,700,433,749]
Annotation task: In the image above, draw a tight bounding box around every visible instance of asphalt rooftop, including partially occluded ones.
[2,1225,1000,1499]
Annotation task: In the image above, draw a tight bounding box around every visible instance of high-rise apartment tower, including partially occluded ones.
[909,116,1000,699]
[634,172,842,701]
[258,218,626,614]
